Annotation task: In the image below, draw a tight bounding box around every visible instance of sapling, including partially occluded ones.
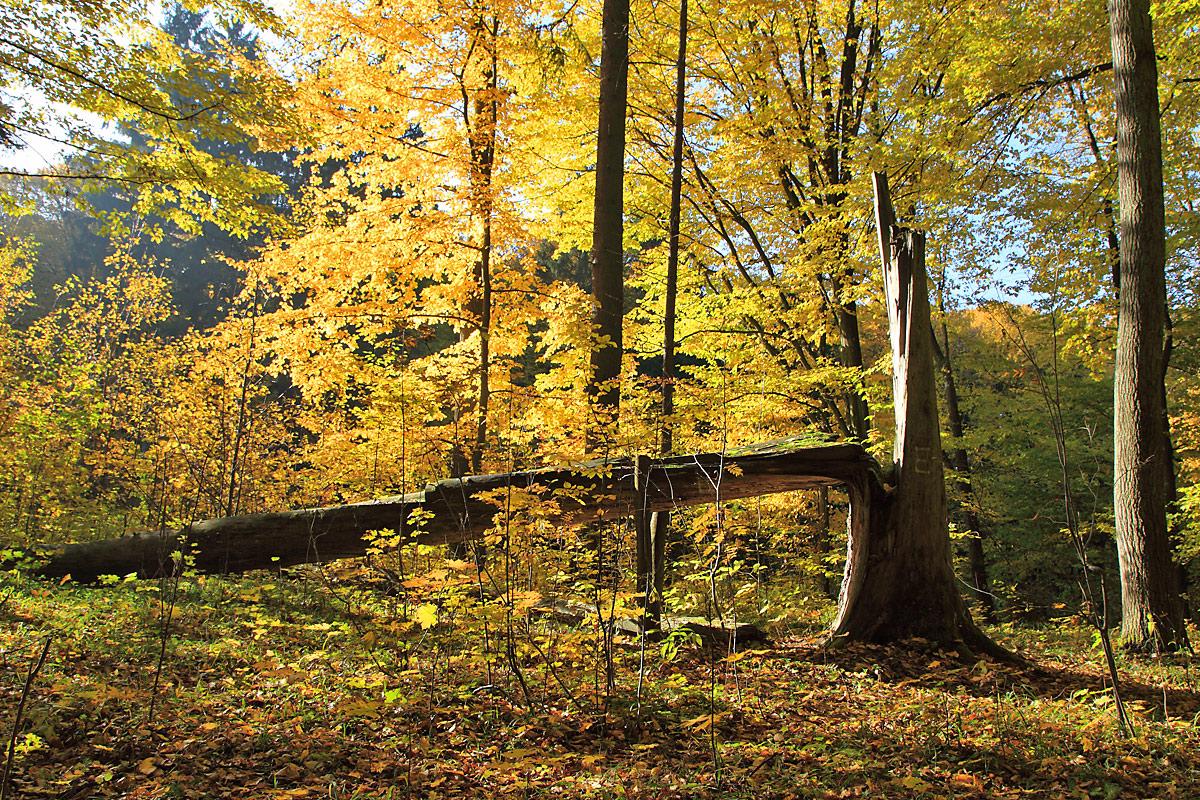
[1,636,51,800]
[994,294,1133,736]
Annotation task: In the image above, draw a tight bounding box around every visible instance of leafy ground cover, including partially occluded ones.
[1,569,1197,799]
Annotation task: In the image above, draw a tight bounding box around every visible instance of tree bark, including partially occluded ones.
[830,173,1003,656]
[640,0,689,628]
[1107,0,1189,652]
[29,441,883,584]
[827,0,873,441]
[586,0,630,448]
[468,16,499,477]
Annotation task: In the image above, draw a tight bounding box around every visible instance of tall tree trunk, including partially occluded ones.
[643,0,688,627]
[829,0,871,441]
[1107,0,1189,652]
[659,0,685,489]
[586,0,630,450]
[469,17,499,476]
[449,18,498,564]
[931,307,995,622]
[830,174,1004,657]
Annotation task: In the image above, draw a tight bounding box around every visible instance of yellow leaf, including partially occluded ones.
[896,776,933,792]
[413,603,438,630]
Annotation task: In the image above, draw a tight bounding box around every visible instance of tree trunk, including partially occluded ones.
[468,16,498,477]
[828,0,872,441]
[586,0,630,449]
[639,0,689,628]
[830,173,1003,656]
[452,18,501,564]
[932,312,995,622]
[1107,0,1189,652]
[29,441,883,584]
[449,24,498,561]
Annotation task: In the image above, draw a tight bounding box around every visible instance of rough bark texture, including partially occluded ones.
[830,174,1002,656]
[1107,0,1189,652]
[586,0,629,445]
[468,17,498,476]
[30,441,883,584]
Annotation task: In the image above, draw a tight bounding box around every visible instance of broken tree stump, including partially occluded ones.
[828,172,1008,658]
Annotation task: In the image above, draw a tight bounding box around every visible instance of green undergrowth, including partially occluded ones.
[1,569,1198,799]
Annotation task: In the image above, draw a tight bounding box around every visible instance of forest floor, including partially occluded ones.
[1,567,1198,800]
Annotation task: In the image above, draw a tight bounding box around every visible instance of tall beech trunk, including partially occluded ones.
[586,0,630,448]
[449,17,498,501]
[469,17,499,476]
[1107,0,1189,652]
[640,0,687,626]
[828,0,871,441]
[830,174,1002,656]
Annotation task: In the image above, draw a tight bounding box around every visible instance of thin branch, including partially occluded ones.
[962,62,1113,125]
[1,636,52,800]
[0,35,229,123]
[0,169,158,184]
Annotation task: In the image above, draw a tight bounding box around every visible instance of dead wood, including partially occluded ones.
[28,440,884,583]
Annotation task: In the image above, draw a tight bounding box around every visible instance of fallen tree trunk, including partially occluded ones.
[28,440,884,583]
